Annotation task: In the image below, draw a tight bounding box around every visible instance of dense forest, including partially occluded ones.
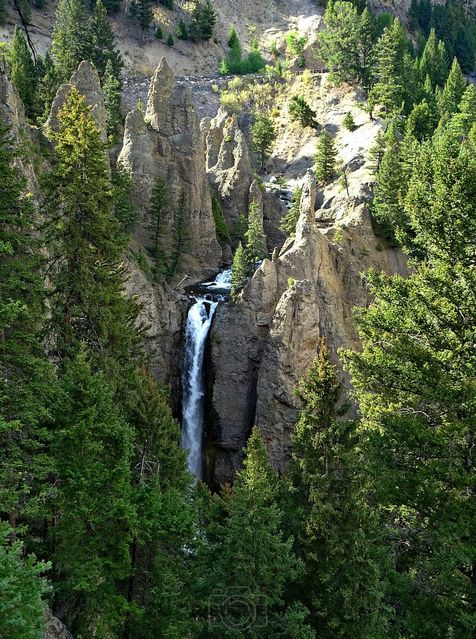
[0,0,475,638]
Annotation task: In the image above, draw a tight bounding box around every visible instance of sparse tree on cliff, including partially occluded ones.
[251,113,276,170]
[314,130,337,185]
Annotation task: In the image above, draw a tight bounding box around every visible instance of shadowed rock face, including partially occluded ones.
[208,170,408,483]
[204,108,254,237]
[119,57,221,283]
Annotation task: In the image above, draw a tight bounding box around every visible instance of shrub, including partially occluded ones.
[167,33,174,46]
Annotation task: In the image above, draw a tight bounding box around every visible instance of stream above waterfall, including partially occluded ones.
[181,269,231,478]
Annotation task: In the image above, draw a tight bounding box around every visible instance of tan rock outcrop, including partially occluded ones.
[46,61,107,142]
[205,108,254,233]
[209,166,408,480]
[119,57,221,283]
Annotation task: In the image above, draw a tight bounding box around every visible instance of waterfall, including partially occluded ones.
[181,269,231,478]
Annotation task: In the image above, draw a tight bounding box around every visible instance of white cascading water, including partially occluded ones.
[181,270,231,478]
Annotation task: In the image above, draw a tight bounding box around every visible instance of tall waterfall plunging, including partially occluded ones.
[181,269,231,478]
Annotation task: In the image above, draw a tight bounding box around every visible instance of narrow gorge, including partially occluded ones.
[1,0,474,636]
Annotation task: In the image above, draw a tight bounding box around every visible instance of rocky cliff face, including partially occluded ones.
[208,160,407,483]
[46,61,107,142]
[119,57,221,284]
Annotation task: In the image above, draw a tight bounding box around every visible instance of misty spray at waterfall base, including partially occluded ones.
[181,270,231,478]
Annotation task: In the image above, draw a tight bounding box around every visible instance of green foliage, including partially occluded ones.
[199,428,312,638]
[289,95,318,128]
[111,162,138,232]
[129,0,153,31]
[155,24,163,39]
[176,18,188,40]
[251,112,276,169]
[103,59,122,138]
[343,127,476,637]
[245,200,267,264]
[314,130,337,185]
[343,111,357,131]
[211,190,230,244]
[368,19,415,117]
[319,2,375,88]
[44,87,140,372]
[230,241,247,299]
[286,30,307,68]
[147,175,170,281]
[168,190,190,276]
[286,339,386,637]
[419,28,449,88]
[50,349,135,637]
[52,0,91,82]
[89,0,123,80]
[0,524,50,639]
[190,0,217,41]
[122,372,195,639]
[411,0,475,72]
[219,26,265,75]
[0,122,54,528]
[36,52,60,123]
[167,32,175,46]
[8,28,37,119]
[159,0,173,8]
[438,57,466,118]
[281,186,302,236]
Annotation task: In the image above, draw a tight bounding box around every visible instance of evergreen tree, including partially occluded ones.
[89,0,123,80]
[245,200,267,264]
[372,124,408,244]
[102,59,122,138]
[405,98,438,140]
[343,111,357,131]
[357,7,375,89]
[231,241,247,300]
[129,0,153,32]
[289,95,318,128]
[318,1,362,85]
[147,175,170,281]
[314,130,337,185]
[368,19,414,116]
[167,33,174,47]
[52,0,91,82]
[286,30,307,68]
[36,52,60,123]
[419,28,448,88]
[211,190,230,244]
[125,372,194,639]
[454,25,475,73]
[190,0,216,41]
[251,113,276,169]
[439,57,466,118]
[343,125,476,637]
[448,84,476,137]
[0,123,54,530]
[0,524,50,639]
[168,190,190,276]
[112,162,138,232]
[50,350,135,637]
[286,339,386,638]
[176,18,188,40]
[44,87,140,373]
[202,428,313,639]
[8,27,37,119]
[281,186,302,236]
